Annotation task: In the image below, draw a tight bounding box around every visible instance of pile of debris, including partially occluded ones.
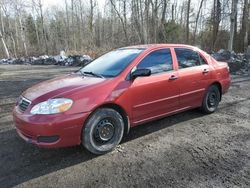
[1,48,249,75]
[212,48,250,75]
[0,51,92,67]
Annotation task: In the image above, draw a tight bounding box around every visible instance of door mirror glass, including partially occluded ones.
[131,68,151,80]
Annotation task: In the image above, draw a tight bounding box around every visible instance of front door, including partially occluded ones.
[129,48,180,124]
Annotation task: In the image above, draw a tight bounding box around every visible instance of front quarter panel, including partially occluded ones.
[61,78,132,117]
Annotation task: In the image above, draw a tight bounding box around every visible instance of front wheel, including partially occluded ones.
[82,108,124,155]
[201,85,220,114]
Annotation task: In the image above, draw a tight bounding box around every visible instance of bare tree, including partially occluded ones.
[110,0,128,43]
[31,2,40,48]
[171,3,174,21]
[78,0,84,48]
[160,0,167,41]
[0,3,10,58]
[65,0,70,49]
[228,0,238,51]
[10,32,17,57]
[0,0,248,58]
[12,0,29,57]
[193,0,205,44]
[241,0,249,52]
[71,0,77,50]
[0,30,10,58]
[212,0,221,50]
[37,0,48,54]
[186,0,191,43]
[89,0,95,44]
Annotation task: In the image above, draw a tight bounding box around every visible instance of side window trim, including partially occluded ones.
[198,53,208,65]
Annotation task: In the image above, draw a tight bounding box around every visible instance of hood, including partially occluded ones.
[22,74,107,101]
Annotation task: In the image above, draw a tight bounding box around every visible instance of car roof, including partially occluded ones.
[121,44,197,50]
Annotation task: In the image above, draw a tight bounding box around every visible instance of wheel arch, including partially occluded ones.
[82,103,130,140]
[98,103,130,135]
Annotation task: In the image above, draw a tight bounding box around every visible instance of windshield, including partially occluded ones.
[79,48,144,78]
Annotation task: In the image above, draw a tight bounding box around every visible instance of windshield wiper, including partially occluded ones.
[82,71,104,78]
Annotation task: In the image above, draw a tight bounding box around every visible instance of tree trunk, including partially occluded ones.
[65,0,70,50]
[186,0,191,43]
[38,0,48,54]
[31,1,40,49]
[193,0,205,44]
[79,0,84,48]
[0,30,10,58]
[171,4,174,22]
[11,33,17,58]
[110,0,129,44]
[18,17,28,56]
[160,0,167,42]
[0,6,5,34]
[71,0,77,50]
[123,0,127,31]
[180,2,184,26]
[228,0,238,51]
[212,0,221,50]
[241,0,249,52]
[14,16,20,51]
[244,3,249,52]
[151,0,159,43]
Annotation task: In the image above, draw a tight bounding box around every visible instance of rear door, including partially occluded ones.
[129,48,180,124]
[174,48,211,108]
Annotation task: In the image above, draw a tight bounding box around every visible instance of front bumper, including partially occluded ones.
[13,106,90,148]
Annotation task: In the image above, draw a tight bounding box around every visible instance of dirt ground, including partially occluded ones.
[0,65,249,188]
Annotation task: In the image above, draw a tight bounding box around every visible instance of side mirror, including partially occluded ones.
[131,68,151,80]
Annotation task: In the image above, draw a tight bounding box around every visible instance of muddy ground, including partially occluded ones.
[0,65,249,188]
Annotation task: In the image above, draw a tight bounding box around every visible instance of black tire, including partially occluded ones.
[201,85,221,114]
[82,108,124,154]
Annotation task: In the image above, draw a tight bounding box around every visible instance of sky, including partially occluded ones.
[41,0,106,10]
[41,0,58,8]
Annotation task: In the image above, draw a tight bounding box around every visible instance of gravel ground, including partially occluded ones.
[0,65,249,188]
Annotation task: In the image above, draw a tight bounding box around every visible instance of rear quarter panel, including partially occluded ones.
[207,56,231,94]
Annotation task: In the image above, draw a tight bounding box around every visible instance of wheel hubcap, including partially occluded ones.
[95,119,115,142]
[208,92,217,108]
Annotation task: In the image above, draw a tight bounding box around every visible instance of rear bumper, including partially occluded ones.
[13,106,90,148]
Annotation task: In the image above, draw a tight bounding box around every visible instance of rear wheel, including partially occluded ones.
[201,85,220,114]
[82,108,124,154]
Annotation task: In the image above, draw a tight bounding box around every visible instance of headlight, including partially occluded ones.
[30,98,73,115]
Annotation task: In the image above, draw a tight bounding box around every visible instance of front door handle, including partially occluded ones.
[169,75,178,80]
[203,69,209,74]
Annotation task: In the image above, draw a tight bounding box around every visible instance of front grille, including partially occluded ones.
[18,97,31,112]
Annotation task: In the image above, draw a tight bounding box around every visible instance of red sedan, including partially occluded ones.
[13,44,230,154]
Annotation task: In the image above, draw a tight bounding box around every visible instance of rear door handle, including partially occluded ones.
[169,75,178,80]
[203,69,209,74]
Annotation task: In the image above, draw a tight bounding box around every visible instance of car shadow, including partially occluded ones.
[0,108,205,188]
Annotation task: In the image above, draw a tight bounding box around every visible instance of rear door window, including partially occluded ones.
[175,48,206,69]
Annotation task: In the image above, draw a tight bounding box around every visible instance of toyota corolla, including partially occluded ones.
[13,44,230,154]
